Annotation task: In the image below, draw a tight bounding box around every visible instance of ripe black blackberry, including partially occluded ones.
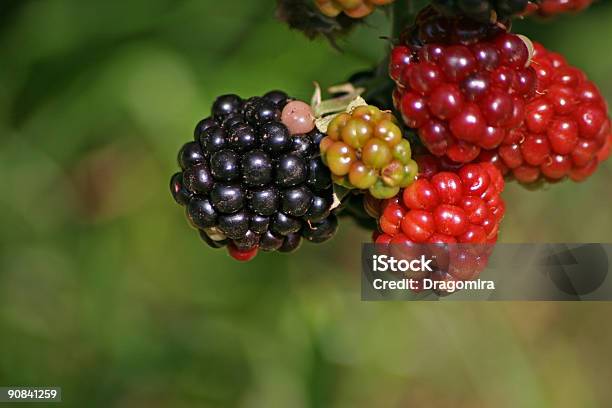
[431,0,531,22]
[170,91,338,261]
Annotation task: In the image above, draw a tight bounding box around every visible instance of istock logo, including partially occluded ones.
[362,243,612,301]
[372,255,433,273]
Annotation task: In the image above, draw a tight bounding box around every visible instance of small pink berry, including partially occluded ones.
[281,101,315,135]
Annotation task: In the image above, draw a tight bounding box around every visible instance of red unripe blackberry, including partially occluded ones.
[391,10,537,164]
[377,160,505,244]
[532,0,595,17]
[479,42,611,184]
[375,159,504,293]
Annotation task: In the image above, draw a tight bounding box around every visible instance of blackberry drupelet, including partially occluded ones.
[170,91,338,261]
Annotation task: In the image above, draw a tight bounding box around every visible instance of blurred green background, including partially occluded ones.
[1,1,612,407]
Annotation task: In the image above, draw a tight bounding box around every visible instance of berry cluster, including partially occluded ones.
[432,0,530,22]
[391,9,537,164]
[320,105,418,199]
[170,92,338,261]
[315,0,394,18]
[376,161,505,245]
[478,42,611,183]
[373,160,505,293]
[172,2,611,269]
[532,0,594,17]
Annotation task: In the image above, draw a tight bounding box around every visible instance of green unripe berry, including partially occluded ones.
[326,141,356,176]
[362,139,392,169]
[327,113,351,141]
[324,103,414,195]
[374,119,402,147]
[320,136,334,156]
[399,160,419,188]
[381,160,405,187]
[352,105,383,123]
[369,179,400,199]
[341,118,371,149]
[348,161,378,189]
[392,139,413,165]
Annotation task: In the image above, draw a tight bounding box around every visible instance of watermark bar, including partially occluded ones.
[0,387,61,403]
[362,243,612,301]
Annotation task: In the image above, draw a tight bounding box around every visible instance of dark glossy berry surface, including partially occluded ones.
[248,187,279,216]
[212,94,243,119]
[276,154,307,187]
[253,99,281,126]
[250,215,270,234]
[218,211,250,240]
[261,122,291,154]
[263,90,289,107]
[194,117,216,140]
[271,212,302,236]
[291,136,314,157]
[170,172,192,206]
[170,92,339,260]
[241,150,273,187]
[306,157,332,191]
[278,233,302,253]
[233,230,260,251]
[242,97,263,122]
[183,163,214,194]
[210,150,240,182]
[187,197,218,229]
[302,215,338,243]
[178,142,205,170]
[210,184,244,214]
[228,123,258,152]
[222,114,244,130]
[281,186,313,217]
[200,127,227,156]
[303,195,332,223]
[260,231,284,252]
